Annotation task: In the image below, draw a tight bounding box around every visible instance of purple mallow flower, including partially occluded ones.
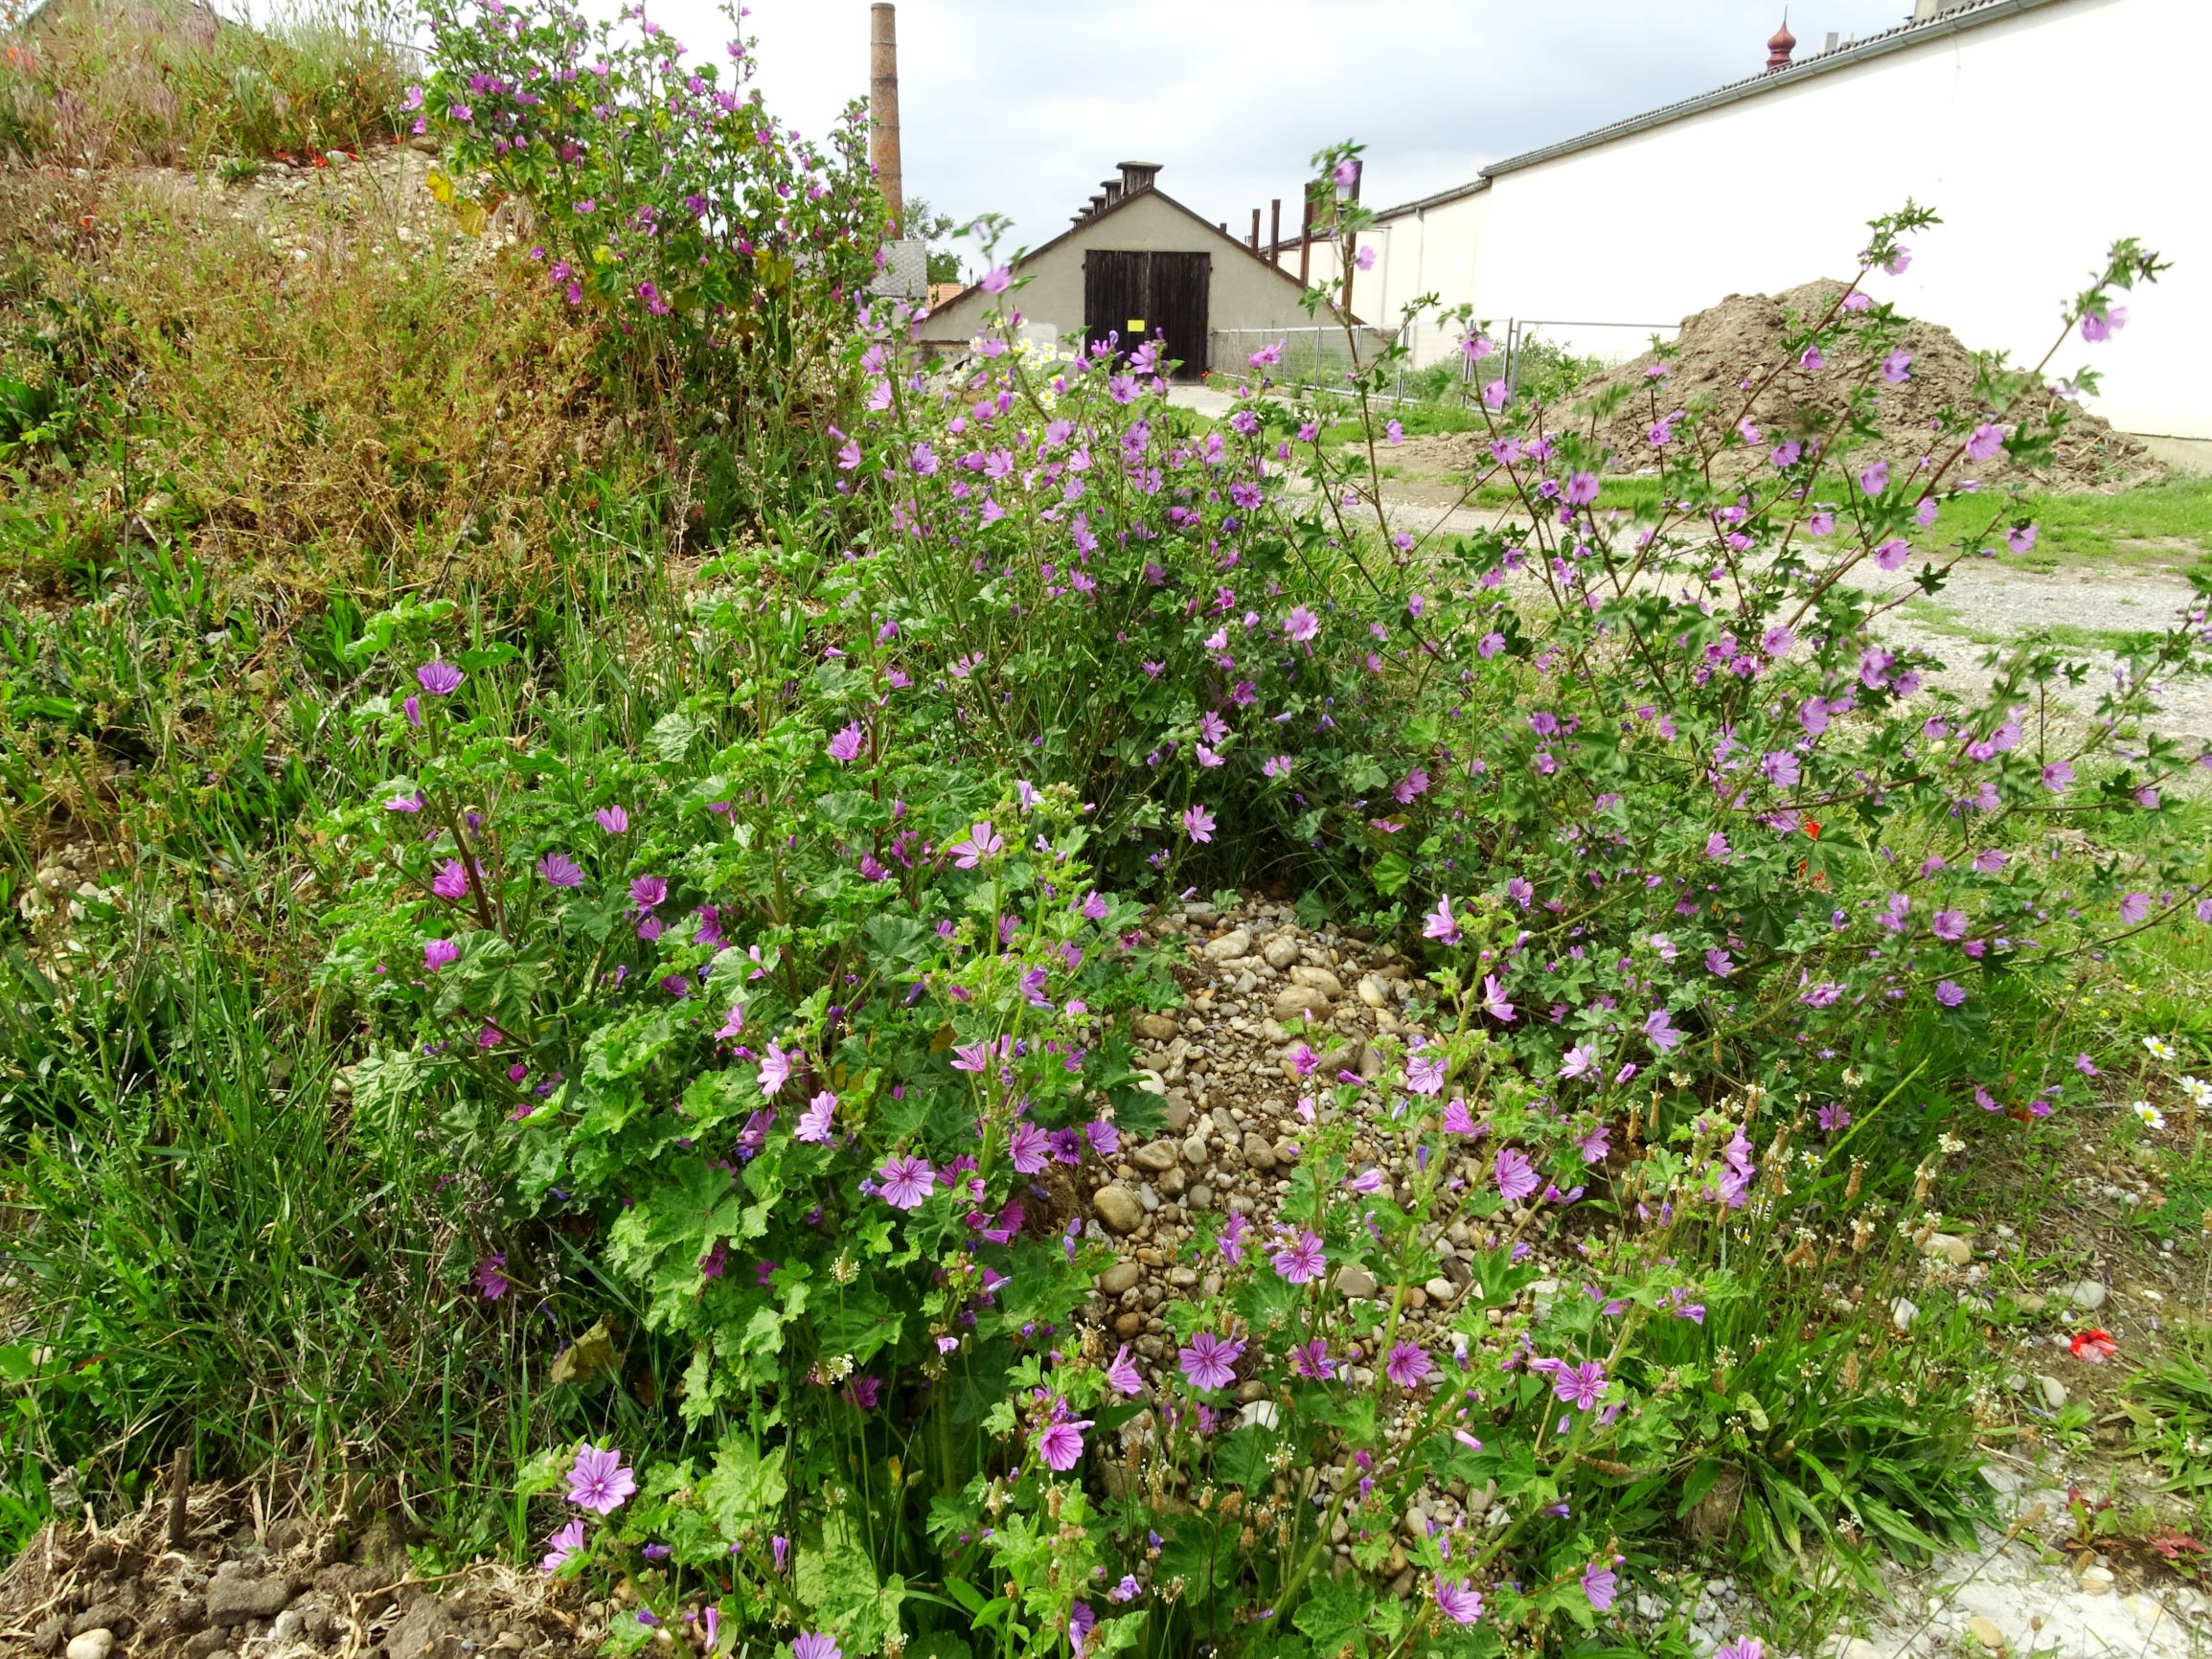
[564,1443,636,1514]
[1494,1148,1539,1204]
[539,1518,585,1574]
[1035,1415,1090,1472]
[416,659,464,696]
[878,1156,934,1210]
[1270,1231,1326,1284]
[1434,1578,1483,1625]
[1177,1331,1243,1391]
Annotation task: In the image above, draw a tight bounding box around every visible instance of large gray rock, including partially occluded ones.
[1132,1140,1180,1173]
[1273,986,1331,1023]
[1202,929,1253,962]
[206,1571,294,1625]
[1092,1186,1145,1235]
[381,1599,455,1659]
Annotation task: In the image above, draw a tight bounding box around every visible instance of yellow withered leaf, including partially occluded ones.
[551,1316,618,1387]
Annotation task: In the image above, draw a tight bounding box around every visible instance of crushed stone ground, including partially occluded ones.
[1075,895,2210,1652]
[1853,1458,2211,1659]
[1295,487,2212,755]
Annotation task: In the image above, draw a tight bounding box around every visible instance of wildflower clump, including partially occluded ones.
[304,103,2212,1658]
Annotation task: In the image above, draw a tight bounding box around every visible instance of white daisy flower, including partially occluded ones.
[2132,1101,2166,1130]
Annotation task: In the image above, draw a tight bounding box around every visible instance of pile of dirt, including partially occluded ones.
[1578,279,2162,489]
[0,1482,603,1658]
[1404,281,2163,493]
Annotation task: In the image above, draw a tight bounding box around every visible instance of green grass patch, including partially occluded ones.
[1316,401,1484,448]
[1925,479,2212,576]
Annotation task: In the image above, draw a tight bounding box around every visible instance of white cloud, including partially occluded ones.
[614,0,1918,270]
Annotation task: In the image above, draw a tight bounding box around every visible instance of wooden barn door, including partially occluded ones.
[1083,249,1211,379]
[1147,252,1210,380]
[1083,250,1149,363]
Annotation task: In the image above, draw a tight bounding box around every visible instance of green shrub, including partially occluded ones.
[6,30,2210,1658]
[292,137,2212,1653]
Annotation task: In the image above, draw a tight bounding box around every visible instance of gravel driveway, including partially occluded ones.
[1341,490,2212,754]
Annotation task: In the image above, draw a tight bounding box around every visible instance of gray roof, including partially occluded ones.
[1366,0,2077,219]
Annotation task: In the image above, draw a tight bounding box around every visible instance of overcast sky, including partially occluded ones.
[636,0,1924,272]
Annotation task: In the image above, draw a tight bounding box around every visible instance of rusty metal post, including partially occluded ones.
[1248,208,1260,252]
[869,4,902,236]
[1298,193,1313,284]
[1269,197,1281,263]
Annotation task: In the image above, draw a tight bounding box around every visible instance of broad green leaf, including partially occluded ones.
[701,1432,787,1536]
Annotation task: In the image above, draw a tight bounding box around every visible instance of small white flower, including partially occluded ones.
[2132,1101,2166,1130]
[2143,1035,2178,1061]
[2178,1076,2212,1108]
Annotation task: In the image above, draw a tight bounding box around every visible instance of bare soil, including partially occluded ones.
[0,1482,603,1658]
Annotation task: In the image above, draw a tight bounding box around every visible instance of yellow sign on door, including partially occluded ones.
[1128,318,1146,334]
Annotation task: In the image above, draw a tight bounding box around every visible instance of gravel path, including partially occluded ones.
[1084,895,2212,1657]
[1322,489,2212,753]
[1848,557,2212,748]
[1851,1459,2211,1659]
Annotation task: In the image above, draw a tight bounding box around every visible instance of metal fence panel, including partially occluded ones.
[1208,318,1683,406]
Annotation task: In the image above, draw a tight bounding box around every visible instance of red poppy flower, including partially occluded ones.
[2070,1329,2117,1363]
[1803,820,1821,839]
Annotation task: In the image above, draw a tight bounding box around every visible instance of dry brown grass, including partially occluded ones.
[0,159,661,601]
[2,0,409,168]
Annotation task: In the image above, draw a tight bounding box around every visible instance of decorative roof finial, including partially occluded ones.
[1767,9,1797,71]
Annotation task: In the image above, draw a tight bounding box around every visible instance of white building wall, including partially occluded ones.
[1364,0,2210,438]
[1269,190,1491,367]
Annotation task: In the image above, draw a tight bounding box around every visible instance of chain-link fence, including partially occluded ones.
[1500,318,1677,398]
[1209,318,1678,406]
[1208,326,1403,398]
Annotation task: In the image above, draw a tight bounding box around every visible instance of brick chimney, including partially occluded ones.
[868,4,902,234]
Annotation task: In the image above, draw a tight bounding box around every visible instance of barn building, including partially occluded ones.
[1286,0,2210,454]
[914,163,1334,380]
